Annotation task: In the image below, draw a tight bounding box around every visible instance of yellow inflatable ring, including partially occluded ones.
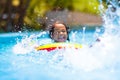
[35,43,82,52]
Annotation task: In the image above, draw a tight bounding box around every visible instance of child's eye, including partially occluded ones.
[54,30,66,34]
[62,31,66,32]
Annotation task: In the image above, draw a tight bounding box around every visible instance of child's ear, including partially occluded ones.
[50,34,53,38]
[50,35,52,38]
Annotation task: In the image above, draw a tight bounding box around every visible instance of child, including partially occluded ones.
[49,21,69,42]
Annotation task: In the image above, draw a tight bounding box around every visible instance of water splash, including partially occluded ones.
[10,0,120,80]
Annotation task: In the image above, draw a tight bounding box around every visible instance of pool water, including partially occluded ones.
[0,28,120,80]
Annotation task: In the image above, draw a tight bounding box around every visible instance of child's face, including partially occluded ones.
[51,23,68,42]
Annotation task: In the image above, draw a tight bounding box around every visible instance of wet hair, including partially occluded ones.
[49,21,69,41]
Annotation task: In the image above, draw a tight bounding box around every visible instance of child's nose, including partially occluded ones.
[59,31,64,34]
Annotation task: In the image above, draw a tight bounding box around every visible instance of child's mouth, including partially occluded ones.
[58,36,66,42]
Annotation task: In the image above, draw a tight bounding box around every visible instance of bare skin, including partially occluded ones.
[51,23,68,42]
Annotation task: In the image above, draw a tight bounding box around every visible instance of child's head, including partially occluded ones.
[49,21,69,42]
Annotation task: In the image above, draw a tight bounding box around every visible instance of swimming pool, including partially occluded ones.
[1,1,120,80]
[0,26,120,80]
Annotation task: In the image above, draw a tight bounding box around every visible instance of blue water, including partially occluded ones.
[1,0,120,80]
[0,28,120,80]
